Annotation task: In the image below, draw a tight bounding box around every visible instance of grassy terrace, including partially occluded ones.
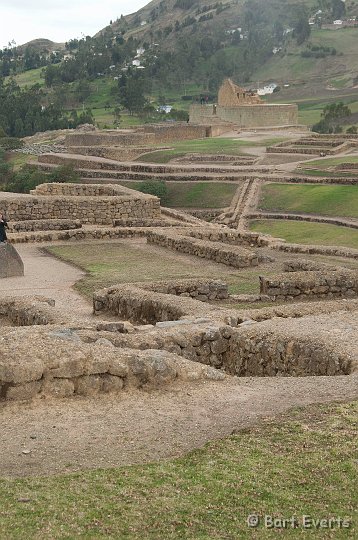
[1,402,356,539]
[259,184,358,218]
[120,181,238,209]
[297,156,358,171]
[46,242,266,299]
[137,138,287,163]
[250,220,358,249]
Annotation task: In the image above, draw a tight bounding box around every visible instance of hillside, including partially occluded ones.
[16,39,66,54]
[1,0,358,134]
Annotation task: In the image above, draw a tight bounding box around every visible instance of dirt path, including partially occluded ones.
[1,374,357,478]
[0,244,92,319]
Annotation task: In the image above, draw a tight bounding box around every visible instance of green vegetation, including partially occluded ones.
[0,151,80,193]
[250,219,358,249]
[0,402,356,539]
[137,180,169,204]
[122,181,237,208]
[298,156,358,170]
[259,184,358,218]
[312,102,352,134]
[46,242,266,298]
[138,137,287,162]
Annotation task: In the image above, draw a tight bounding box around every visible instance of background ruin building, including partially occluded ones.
[190,78,299,128]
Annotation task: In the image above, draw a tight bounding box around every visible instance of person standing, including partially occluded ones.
[0,213,8,242]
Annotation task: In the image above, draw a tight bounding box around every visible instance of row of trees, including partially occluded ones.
[0,78,94,137]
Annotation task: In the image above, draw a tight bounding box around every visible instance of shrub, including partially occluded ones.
[0,137,24,150]
[137,180,168,203]
[346,126,357,134]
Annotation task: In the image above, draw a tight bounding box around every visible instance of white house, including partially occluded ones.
[157,105,172,114]
[257,83,278,95]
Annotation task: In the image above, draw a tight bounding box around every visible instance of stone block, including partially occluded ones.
[0,243,24,278]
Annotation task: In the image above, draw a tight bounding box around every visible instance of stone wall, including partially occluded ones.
[0,327,223,401]
[67,146,168,162]
[64,132,155,148]
[93,279,229,324]
[147,230,261,268]
[187,228,270,247]
[141,123,208,143]
[260,269,358,300]
[0,184,160,225]
[9,219,82,232]
[81,310,357,377]
[189,103,298,128]
[0,296,60,326]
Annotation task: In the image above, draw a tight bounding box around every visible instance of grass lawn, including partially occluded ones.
[250,220,358,249]
[120,181,238,208]
[6,153,37,171]
[259,184,358,218]
[46,242,265,299]
[7,67,45,88]
[138,137,288,163]
[300,156,358,170]
[0,401,356,539]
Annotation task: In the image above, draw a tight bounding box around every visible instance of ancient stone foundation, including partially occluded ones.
[0,183,160,225]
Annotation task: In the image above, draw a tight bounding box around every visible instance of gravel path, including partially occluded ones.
[0,244,92,320]
[1,374,357,477]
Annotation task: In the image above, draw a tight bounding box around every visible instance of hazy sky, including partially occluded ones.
[0,0,149,48]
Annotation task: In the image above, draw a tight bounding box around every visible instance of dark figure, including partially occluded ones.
[0,213,8,242]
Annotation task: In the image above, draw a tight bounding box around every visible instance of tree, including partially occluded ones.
[119,74,148,114]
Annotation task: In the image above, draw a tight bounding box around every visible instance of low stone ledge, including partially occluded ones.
[0,327,225,401]
[9,219,82,232]
[0,296,66,326]
[274,242,358,260]
[113,219,184,228]
[188,228,270,247]
[147,231,261,269]
[260,269,358,301]
[93,281,230,324]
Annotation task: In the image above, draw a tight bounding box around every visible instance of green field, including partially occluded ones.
[0,402,356,539]
[138,137,287,162]
[259,184,358,218]
[121,181,237,208]
[46,242,269,299]
[250,219,358,249]
[299,156,358,170]
[8,67,45,88]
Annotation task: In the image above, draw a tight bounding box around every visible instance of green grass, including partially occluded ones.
[250,219,358,249]
[7,67,45,88]
[295,169,357,178]
[300,156,358,170]
[120,181,238,208]
[6,153,37,171]
[45,242,266,299]
[259,184,358,218]
[0,401,356,539]
[138,137,288,162]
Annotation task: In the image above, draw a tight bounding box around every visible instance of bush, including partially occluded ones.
[2,163,80,193]
[346,126,357,134]
[137,180,168,203]
[47,164,81,183]
[0,137,24,150]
